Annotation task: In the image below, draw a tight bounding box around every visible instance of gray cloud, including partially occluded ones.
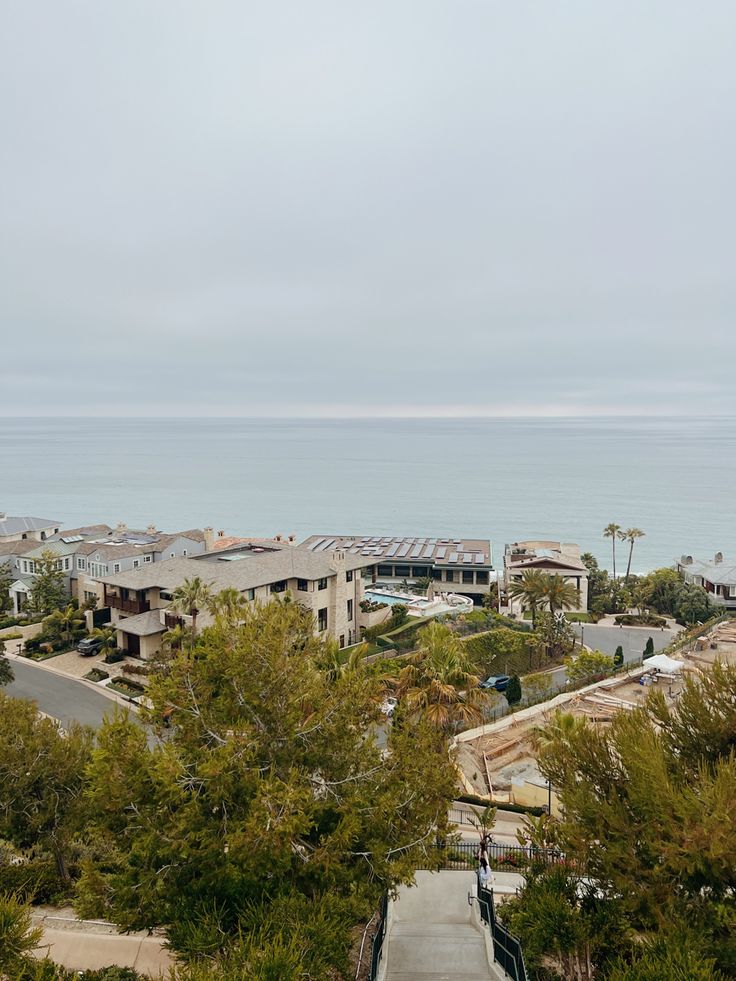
[1,1,735,415]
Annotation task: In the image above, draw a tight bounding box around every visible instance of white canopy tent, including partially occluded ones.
[643,653,685,673]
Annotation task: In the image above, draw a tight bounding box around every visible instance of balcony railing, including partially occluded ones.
[106,595,150,615]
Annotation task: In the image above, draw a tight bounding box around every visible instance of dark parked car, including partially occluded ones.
[479,675,511,692]
[77,636,104,656]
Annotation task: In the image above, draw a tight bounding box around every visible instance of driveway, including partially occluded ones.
[4,656,130,729]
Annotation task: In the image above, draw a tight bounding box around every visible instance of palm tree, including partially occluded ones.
[394,621,487,731]
[91,626,118,661]
[205,587,249,628]
[170,577,213,636]
[603,523,622,579]
[619,528,645,584]
[539,574,580,614]
[507,570,547,626]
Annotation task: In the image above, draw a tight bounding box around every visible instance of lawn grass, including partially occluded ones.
[522,611,592,623]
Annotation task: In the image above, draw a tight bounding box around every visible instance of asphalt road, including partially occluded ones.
[572,623,676,662]
[4,657,127,729]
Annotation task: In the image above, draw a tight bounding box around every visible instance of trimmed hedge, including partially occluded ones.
[454,793,547,817]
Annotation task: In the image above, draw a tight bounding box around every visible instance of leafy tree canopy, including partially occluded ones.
[82,600,456,960]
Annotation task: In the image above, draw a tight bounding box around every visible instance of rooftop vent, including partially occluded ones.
[715,552,724,564]
[680,555,693,565]
[116,522,128,534]
[146,524,157,535]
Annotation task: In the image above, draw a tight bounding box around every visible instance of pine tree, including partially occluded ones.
[614,645,624,667]
[643,636,654,658]
[506,674,522,705]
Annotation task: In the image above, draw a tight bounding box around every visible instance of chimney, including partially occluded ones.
[275,533,283,542]
[204,527,215,551]
[715,552,723,564]
[218,530,225,538]
[680,555,693,565]
[116,522,127,534]
[146,524,157,535]
[329,549,346,572]
[288,533,296,544]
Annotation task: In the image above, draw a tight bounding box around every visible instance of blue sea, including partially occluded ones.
[0,416,734,574]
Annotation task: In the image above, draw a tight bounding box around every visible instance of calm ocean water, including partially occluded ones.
[0,416,734,573]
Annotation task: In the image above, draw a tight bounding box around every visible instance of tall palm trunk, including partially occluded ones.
[625,539,635,583]
[611,537,617,581]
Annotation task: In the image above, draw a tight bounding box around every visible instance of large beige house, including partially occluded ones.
[504,540,589,614]
[0,513,60,543]
[101,542,375,658]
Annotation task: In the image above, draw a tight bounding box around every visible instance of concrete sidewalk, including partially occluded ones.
[33,925,174,977]
[379,870,500,981]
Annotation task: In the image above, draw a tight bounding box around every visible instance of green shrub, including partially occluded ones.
[0,858,72,904]
[465,628,531,677]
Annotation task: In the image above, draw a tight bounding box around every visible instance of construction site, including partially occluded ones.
[454,619,736,812]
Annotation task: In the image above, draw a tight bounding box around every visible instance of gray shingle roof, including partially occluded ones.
[681,558,736,586]
[102,546,371,593]
[114,610,166,637]
[0,515,59,537]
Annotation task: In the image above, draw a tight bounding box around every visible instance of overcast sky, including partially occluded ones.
[2,2,735,417]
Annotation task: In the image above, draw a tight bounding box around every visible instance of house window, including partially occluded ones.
[144,555,152,563]
[377,564,393,577]
[182,549,187,556]
[64,558,71,570]
[170,552,175,558]
[22,533,27,539]
[22,560,28,572]
[445,570,455,582]
[476,571,489,584]
[77,557,86,571]
[133,559,140,568]
[412,566,429,578]
[431,568,442,581]
[318,608,328,631]
[347,599,353,621]
[270,580,287,593]
[346,570,353,582]
[114,563,121,573]
[318,578,327,590]
[245,589,255,601]
[394,565,410,578]
[297,579,309,591]
[462,571,473,584]
[41,531,46,540]
[339,634,345,648]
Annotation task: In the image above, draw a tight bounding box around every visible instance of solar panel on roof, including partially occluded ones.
[308,538,324,551]
[386,543,400,557]
[449,552,459,563]
[410,544,423,558]
[436,547,446,559]
[319,539,336,551]
[475,554,485,565]
[397,543,411,557]
[61,535,84,543]
[422,545,434,559]
[463,553,473,563]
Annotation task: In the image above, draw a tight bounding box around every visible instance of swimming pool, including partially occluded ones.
[364,590,427,608]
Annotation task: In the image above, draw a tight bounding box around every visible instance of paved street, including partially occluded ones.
[5,657,129,729]
[572,623,676,663]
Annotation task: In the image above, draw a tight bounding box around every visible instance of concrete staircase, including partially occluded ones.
[380,870,498,981]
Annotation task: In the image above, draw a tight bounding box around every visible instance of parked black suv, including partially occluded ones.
[479,674,511,692]
[77,637,104,656]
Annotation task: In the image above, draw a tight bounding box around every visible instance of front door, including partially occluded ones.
[125,633,140,657]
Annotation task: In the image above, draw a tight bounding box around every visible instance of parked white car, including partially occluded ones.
[381,696,398,717]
